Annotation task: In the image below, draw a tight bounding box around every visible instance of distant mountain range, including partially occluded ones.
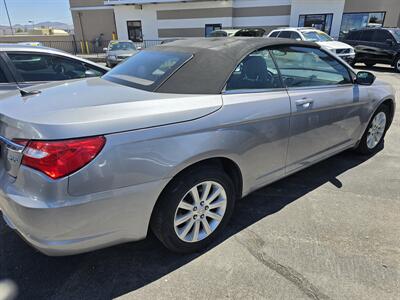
[0,22,73,34]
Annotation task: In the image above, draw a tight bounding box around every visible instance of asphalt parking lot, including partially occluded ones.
[0,65,399,300]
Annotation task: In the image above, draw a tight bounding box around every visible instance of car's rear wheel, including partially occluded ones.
[364,62,375,68]
[151,166,235,253]
[355,104,390,155]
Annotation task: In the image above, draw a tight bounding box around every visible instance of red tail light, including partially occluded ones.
[21,136,106,179]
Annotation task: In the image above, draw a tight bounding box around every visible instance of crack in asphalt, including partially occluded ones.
[235,230,331,300]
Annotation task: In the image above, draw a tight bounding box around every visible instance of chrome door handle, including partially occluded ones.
[295,98,314,108]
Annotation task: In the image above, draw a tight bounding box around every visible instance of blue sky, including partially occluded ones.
[0,0,73,25]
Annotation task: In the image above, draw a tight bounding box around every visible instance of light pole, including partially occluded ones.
[3,0,13,35]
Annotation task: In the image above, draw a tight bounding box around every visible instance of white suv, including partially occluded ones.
[267,27,355,64]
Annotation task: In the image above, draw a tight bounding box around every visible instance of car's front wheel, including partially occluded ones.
[151,166,235,253]
[395,56,400,73]
[355,104,390,155]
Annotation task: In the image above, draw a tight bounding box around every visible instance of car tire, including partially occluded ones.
[355,104,390,155]
[395,56,400,73]
[364,62,375,68]
[151,166,236,253]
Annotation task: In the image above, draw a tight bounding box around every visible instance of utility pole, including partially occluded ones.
[3,0,13,35]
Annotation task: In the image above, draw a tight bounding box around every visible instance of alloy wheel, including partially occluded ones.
[174,181,227,243]
[367,112,387,149]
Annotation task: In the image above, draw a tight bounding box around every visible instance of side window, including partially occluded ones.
[0,67,8,83]
[271,46,352,88]
[226,49,281,91]
[278,31,291,38]
[346,30,361,41]
[374,30,394,43]
[269,31,280,37]
[7,53,103,82]
[360,30,375,42]
[290,32,302,40]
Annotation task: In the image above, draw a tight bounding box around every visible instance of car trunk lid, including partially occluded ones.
[0,77,222,140]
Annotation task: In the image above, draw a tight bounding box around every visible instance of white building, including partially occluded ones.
[70,0,400,42]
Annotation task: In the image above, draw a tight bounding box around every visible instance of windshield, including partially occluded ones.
[389,29,400,42]
[103,50,192,91]
[109,41,135,51]
[301,31,333,42]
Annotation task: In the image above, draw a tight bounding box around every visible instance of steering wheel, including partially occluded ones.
[53,63,67,78]
[264,70,278,88]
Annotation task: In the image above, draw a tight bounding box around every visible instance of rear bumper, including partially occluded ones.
[0,175,168,256]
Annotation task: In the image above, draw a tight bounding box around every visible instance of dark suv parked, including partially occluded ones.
[341,28,400,72]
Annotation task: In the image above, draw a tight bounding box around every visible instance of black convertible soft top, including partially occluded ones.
[153,37,320,94]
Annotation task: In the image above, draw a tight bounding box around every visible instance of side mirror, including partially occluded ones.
[103,47,108,52]
[356,71,375,86]
[386,39,394,46]
[85,70,98,78]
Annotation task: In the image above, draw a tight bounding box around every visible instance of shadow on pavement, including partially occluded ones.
[0,149,379,300]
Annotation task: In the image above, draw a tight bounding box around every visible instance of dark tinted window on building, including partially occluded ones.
[127,21,143,42]
[205,24,222,37]
[339,12,385,39]
[298,14,333,34]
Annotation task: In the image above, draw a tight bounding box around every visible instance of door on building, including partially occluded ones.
[127,21,143,42]
[298,14,333,34]
[205,24,222,37]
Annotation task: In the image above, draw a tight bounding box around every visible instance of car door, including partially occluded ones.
[270,45,366,173]
[355,30,378,62]
[370,29,398,64]
[4,52,106,89]
[222,48,291,188]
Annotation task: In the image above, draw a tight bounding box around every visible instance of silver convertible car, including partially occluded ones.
[0,38,395,256]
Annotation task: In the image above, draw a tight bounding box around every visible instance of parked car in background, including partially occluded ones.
[341,28,400,72]
[268,27,355,64]
[0,44,109,95]
[104,40,139,67]
[0,38,395,256]
[209,28,265,37]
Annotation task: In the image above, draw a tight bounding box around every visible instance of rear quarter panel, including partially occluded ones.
[68,91,292,197]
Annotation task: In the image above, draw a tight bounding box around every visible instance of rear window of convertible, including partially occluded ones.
[103,50,192,91]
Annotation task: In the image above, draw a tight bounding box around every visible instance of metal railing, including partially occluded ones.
[0,38,163,56]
